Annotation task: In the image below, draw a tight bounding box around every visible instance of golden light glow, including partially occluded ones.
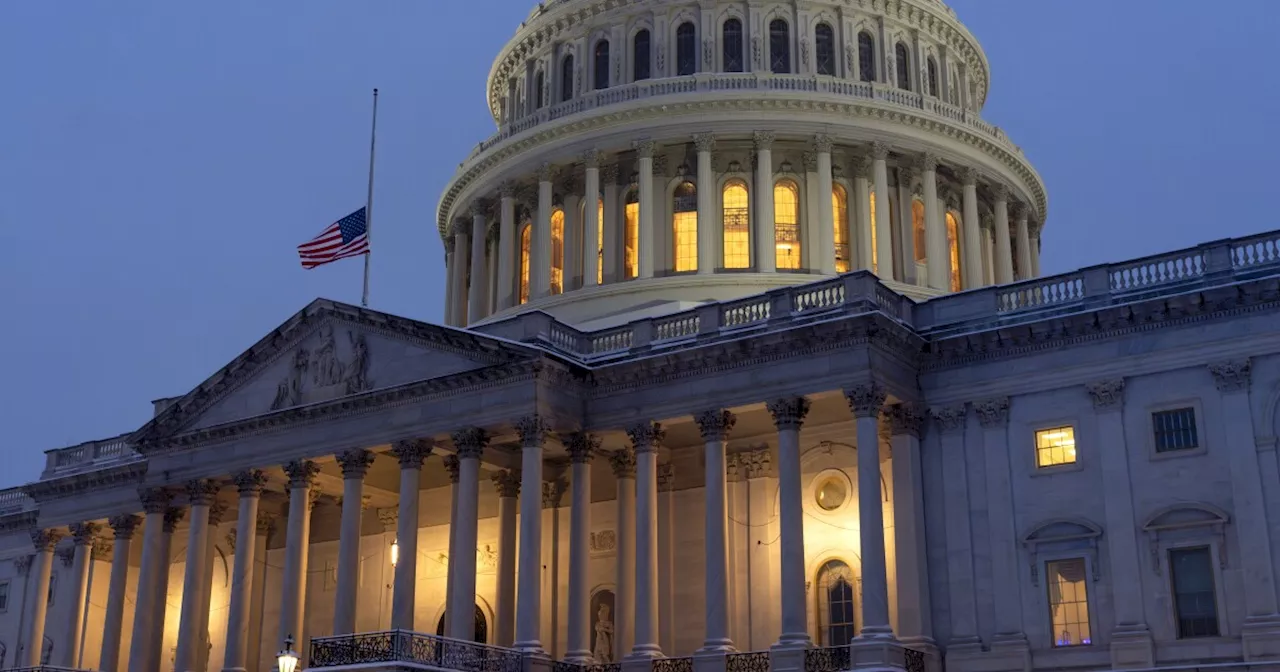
[723,180,751,269]
[912,199,926,264]
[390,539,400,566]
[518,223,531,304]
[1047,558,1091,646]
[551,208,565,294]
[624,192,639,279]
[947,211,962,292]
[869,191,878,273]
[673,181,698,273]
[774,180,801,269]
[1035,426,1077,467]
[596,198,604,284]
[833,184,850,273]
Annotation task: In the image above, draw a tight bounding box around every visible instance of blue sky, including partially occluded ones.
[1,0,1277,488]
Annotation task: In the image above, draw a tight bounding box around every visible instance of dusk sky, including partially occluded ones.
[2,1,1277,488]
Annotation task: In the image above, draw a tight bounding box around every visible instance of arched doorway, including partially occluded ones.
[436,605,489,644]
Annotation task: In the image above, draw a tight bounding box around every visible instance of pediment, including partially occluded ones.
[1022,518,1102,548]
[1142,503,1230,532]
[132,299,539,447]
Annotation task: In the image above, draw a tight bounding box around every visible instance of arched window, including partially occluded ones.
[869,190,879,273]
[815,23,835,76]
[561,54,575,102]
[723,180,751,269]
[633,30,651,81]
[926,57,939,97]
[817,560,856,645]
[594,40,611,90]
[912,199,926,265]
[673,181,698,272]
[624,189,639,279]
[947,211,962,291]
[723,19,744,73]
[858,32,876,82]
[895,42,911,90]
[518,222,532,304]
[436,605,490,644]
[774,179,801,269]
[676,22,697,76]
[769,19,791,74]
[833,184,850,273]
[551,207,565,294]
[534,71,545,110]
[595,198,605,284]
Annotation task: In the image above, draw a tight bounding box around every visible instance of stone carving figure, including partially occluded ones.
[593,602,613,662]
[344,331,370,394]
[271,349,309,411]
[312,325,342,388]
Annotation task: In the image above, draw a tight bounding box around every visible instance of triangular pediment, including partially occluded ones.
[132,299,540,446]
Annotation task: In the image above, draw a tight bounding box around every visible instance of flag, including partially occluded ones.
[298,207,369,269]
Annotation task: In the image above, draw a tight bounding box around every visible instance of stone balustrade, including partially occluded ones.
[39,433,140,479]
[0,487,36,515]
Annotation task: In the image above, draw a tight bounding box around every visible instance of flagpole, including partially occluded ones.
[362,88,379,308]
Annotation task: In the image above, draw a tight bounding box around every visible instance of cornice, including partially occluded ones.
[23,461,148,505]
[0,511,38,534]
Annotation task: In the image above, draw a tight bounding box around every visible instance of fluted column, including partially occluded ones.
[657,463,675,656]
[128,490,178,672]
[974,398,1030,656]
[992,187,1014,285]
[390,440,431,630]
[279,461,319,650]
[1031,225,1042,277]
[514,416,549,654]
[451,429,487,640]
[920,153,947,290]
[611,448,637,658]
[767,396,812,648]
[871,142,895,280]
[854,156,874,271]
[468,202,490,323]
[444,243,456,325]
[176,481,217,672]
[498,183,518,309]
[754,131,776,273]
[960,169,983,289]
[443,455,461,637]
[147,508,183,670]
[449,223,471,325]
[634,140,656,279]
[99,515,140,672]
[564,434,598,662]
[885,405,933,645]
[1013,204,1032,280]
[601,164,621,283]
[535,163,554,298]
[60,522,97,667]
[334,450,374,635]
[815,135,836,275]
[928,407,981,650]
[696,410,736,652]
[491,469,520,647]
[626,422,663,659]
[846,385,893,639]
[222,471,267,672]
[694,134,716,274]
[245,513,274,669]
[198,501,228,672]
[24,530,61,667]
[583,152,602,287]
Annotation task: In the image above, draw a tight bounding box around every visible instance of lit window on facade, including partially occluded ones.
[815,474,847,511]
[1047,558,1091,647]
[1035,426,1077,467]
[912,199,926,264]
[833,184,850,272]
[519,223,532,304]
[947,211,962,292]
[1153,408,1198,453]
[624,190,639,279]
[817,560,856,645]
[673,181,698,272]
[723,180,750,269]
[869,191,878,273]
[1171,547,1219,638]
[551,208,565,294]
[774,180,801,269]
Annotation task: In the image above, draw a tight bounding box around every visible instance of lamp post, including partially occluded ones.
[277,635,299,672]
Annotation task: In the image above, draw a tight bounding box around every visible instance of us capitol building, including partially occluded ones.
[5,1,1280,672]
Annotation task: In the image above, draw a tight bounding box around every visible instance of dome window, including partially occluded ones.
[633,30,651,81]
[815,23,835,76]
[858,32,876,82]
[722,19,744,73]
[560,54,574,102]
[594,40,611,90]
[927,56,940,97]
[895,42,911,91]
[676,22,697,76]
[769,19,791,74]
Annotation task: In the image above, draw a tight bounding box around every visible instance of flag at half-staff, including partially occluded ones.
[297,206,369,269]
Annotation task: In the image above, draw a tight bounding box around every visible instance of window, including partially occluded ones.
[587,197,604,285]
[561,55,574,102]
[1047,558,1091,647]
[1153,408,1199,453]
[551,208,565,294]
[815,23,835,76]
[594,40,611,90]
[869,190,879,273]
[534,71,545,110]
[723,180,751,269]
[858,32,876,82]
[673,181,698,272]
[911,199,926,264]
[833,185,850,272]
[1170,547,1219,638]
[814,472,849,511]
[0,581,7,612]
[895,42,911,90]
[926,57,939,97]
[947,211,961,292]
[723,19,744,72]
[769,19,790,74]
[633,30,651,81]
[624,189,639,279]
[518,223,532,304]
[676,22,696,76]
[816,560,856,645]
[1035,426,1077,468]
[774,180,801,270]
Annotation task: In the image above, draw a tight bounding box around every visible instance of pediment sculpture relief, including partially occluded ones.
[271,325,373,411]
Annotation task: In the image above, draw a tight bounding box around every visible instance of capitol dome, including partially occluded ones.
[437,0,1047,329]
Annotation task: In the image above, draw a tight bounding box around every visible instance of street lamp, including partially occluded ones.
[390,538,399,566]
[277,635,299,672]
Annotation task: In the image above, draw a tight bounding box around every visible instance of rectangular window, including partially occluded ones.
[624,202,639,279]
[673,211,698,272]
[1171,547,1220,638]
[1046,558,1091,647]
[1153,408,1199,453]
[0,580,8,612]
[1035,426,1077,468]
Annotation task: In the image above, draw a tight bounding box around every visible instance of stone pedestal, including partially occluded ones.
[983,636,1031,672]
[767,647,806,672]
[1243,615,1280,661]
[1109,626,1155,669]
[620,657,652,672]
[850,638,905,671]
[693,651,729,672]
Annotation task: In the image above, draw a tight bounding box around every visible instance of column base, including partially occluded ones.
[693,649,730,672]
[984,633,1030,672]
[625,644,664,661]
[850,636,903,671]
[522,650,554,672]
[1243,614,1280,661]
[515,641,548,657]
[1109,624,1155,669]
[772,631,814,650]
[563,650,595,665]
[697,639,737,655]
[768,646,808,672]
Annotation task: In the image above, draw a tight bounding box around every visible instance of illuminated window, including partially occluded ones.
[1153,408,1199,453]
[1171,547,1219,638]
[833,184,850,272]
[1035,426,1077,468]
[592,198,605,285]
[947,211,962,291]
[1047,558,1091,647]
[774,180,801,269]
[624,189,639,279]
[551,207,565,295]
[518,222,532,304]
[912,199,926,264]
[816,560,856,645]
[673,181,698,272]
[723,180,751,269]
[869,191,879,273]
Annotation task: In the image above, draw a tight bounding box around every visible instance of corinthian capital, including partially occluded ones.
[768,396,811,430]
[108,514,142,540]
[813,134,834,154]
[870,141,890,161]
[845,384,887,419]
[514,415,549,447]
[885,403,925,438]
[451,427,489,460]
[610,448,637,478]
[337,449,376,479]
[491,470,521,498]
[284,460,321,488]
[70,522,100,546]
[392,439,434,468]
[633,139,656,159]
[753,131,776,151]
[695,409,737,442]
[626,422,665,454]
[693,133,717,153]
[961,167,979,187]
[918,152,939,173]
[974,397,1010,428]
[186,479,220,506]
[563,432,601,463]
[581,148,601,168]
[234,469,269,495]
[1210,359,1252,393]
[930,405,967,433]
[1086,380,1125,410]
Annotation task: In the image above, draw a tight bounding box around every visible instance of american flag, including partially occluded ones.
[297,207,369,269]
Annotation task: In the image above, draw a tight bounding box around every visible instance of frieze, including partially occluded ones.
[23,461,147,505]
[270,325,373,411]
[590,529,616,556]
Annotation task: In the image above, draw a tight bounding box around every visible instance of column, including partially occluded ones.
[59,523,96,667]
[885,405,934,647]
[695,134,716,275]
[334,450,374,635]
[535,163,554,298]
[815,135,836,275]
[279,461,319,650]
[245,513,273,669]
[974,398,1030,655]
[845,385,893,639]
[564,435,598,662]
[444,244,456,326]
[449,223,471,325]
[992,186,1014,285]
[601,164,621,283]
[127,491,168,672]
[767,396,812,648]
[897,171,918,286]
[611,448,637,657]
[626,423,663,659]
[198,501,228,671]
[960,169,983,289]
[390,440,431,630]
[453,430,488,641]
[443,456,461,637]
[1030,224,1042,277]
[468,202,490,323]
[754,131,776,273]
[696,410,736,652]
[657,463,675,656]
[633,140,656,280]
[23,530,59,667]
[582,152,602,287]
[222,471,267,672]
[540,479,566,656]
[1013,204,1032,280]
[854,156,874,271]
[1084,381,1154,667]
[147,508,183,670]
[509,417,548,654]
[99,515,140,672]
[176,481,217,672]
[871,141,895,280]
[928,407,981,650]
[564,188,582,291]
[491,470,520,648]
[498,183,518,309]
[920,153,947,290]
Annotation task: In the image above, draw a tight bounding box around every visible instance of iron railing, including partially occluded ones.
[552,662,621,672]
[904,647,926,672]
[652,657,694,672]
[309,629,523,672]
[726,650,771,672]
[803,645,850,672]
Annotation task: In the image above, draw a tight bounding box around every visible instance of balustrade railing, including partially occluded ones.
[1233,230,1280,270]
[726,650,771,672]
[0,487,36,515]
[651,657,694,672]
[1109,249,1205,293]
[793,278,845,314]
[721,295,772,328]
[310,630,523,672]
[803,645,850,672]
[553,662,620,672]
[42,433,139,479]
[904,647,926,672]
[654,313,700,342]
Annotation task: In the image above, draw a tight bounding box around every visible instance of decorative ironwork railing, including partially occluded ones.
[803,645,850,672]
[553,662,620,672]
[309,629,523,672]
[726,650,771,672]
[652,657,694,672]
[904,647,926,672]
